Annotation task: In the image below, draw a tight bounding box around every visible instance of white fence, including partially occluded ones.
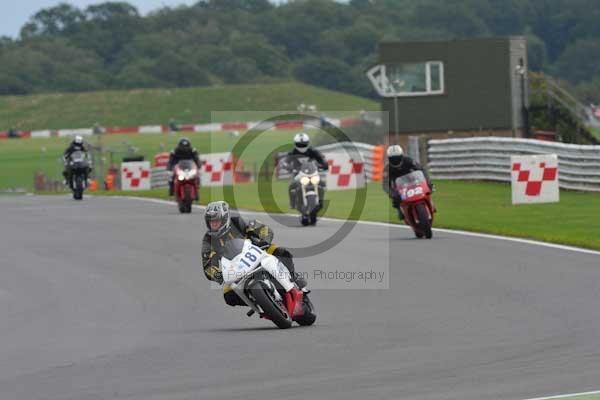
[428,137,600,192]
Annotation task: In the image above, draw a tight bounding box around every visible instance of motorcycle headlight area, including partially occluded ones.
[310,175,320,185]
[300,176,310,186]
[178,170,197,181]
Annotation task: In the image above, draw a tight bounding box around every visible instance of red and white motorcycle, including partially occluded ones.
[220,239,316,329]
[394,171,435,239]
[173,160,199,214]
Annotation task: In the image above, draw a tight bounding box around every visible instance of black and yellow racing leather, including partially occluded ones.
[201,216,278,284]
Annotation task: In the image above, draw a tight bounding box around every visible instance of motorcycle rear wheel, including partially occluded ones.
[251,281,292,329]
[294,294,317,326]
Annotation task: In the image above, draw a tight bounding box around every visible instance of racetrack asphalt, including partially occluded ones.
[1,195,599,400]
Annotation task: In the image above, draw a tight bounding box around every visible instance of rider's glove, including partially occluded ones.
[251,237,270,250]
[205,265,223,284]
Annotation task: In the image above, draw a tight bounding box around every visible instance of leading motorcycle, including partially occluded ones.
[173,160,199,214]
[220,238,316,329]
[394,171,435,239]
[66,150,91,201]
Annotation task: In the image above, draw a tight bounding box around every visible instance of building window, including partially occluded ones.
[385,61,445,97]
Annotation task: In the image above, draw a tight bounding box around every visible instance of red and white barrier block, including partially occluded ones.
[200,152,233,187]
[511,154,559,204]
[121,162,152,191]
[0,118,361,140]
[322,152,366,191]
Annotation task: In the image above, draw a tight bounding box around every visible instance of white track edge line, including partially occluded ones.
[112,195,600,257]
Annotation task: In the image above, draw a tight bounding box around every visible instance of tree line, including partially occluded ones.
[0,0,598,102]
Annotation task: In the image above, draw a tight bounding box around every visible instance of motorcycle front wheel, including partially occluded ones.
[251,281,293,329]
[183,186,193,213]
[415,203,433,239]
[73,175,84,200]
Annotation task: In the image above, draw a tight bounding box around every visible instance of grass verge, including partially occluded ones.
[0,129,323,190]
[0,82,377,131]
[97,179,600,251]
[591,127,600,142]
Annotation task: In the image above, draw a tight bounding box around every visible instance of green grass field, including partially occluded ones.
[559,395,600,400]
[0,129,325,190]
[0,82,377,131]
[99,179,600,251]
[529,394,600,400]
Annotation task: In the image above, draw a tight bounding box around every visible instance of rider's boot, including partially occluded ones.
[392,198,405,220]
[294,273,309,292]
[168,180,174,196]
[398,208,405,220]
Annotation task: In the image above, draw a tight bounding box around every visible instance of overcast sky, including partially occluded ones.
[1,1,199,38]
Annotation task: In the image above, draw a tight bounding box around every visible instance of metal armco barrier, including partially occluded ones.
[151,169,170,189]
[428,137,600,192]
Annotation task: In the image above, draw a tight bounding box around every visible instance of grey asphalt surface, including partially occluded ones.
[1,195,600,400]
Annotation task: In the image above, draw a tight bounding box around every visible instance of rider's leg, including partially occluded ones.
[289,181,298,209]
[317,184,325,211]
[267,245,307,290]
[392,196,404,220]
[223,287,246,306]
[63,169,72,186]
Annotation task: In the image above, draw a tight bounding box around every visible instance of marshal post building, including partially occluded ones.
[367,36,530,150]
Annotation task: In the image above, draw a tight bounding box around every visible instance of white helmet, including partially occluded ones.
[387,145,404,167]
[294,132,310,153]
[74,135,83,145]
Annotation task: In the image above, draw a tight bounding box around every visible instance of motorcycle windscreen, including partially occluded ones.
[395,170,426,189]
[298,160,318,175]
[177,159,195,171]
[284,154,309,172]
[71,151,86,162]
[221,238,247,260]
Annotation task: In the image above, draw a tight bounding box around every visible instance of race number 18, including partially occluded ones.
[239,245,263,269]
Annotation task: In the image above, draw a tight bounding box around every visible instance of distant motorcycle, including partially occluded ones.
[220,238,316,329]
[394,171,435,239]
[289,160,325,226]
[66,150,90,201]
[173,160,199,214]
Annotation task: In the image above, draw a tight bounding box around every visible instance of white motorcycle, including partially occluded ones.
[221,238,316,329]
[288,159,326,226]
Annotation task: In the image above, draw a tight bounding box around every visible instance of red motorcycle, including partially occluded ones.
[394,171,435,239]
[173,160,199,214]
